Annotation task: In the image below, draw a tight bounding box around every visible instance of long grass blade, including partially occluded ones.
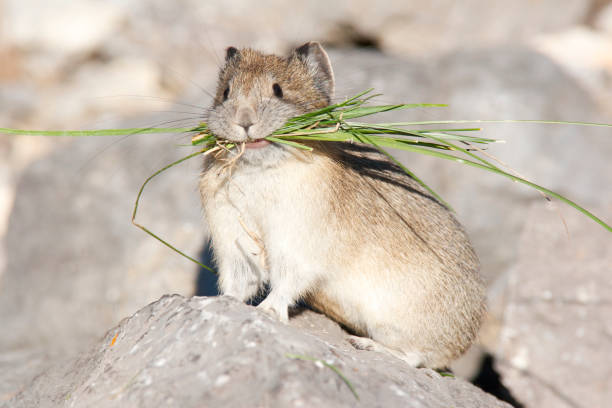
[265,137,313,151]
[393,144,612,232]
[131,148,216,273]
[0,127,199,137]
[339,103,446,117]
[377,119,612,128]
[347,127,453,209]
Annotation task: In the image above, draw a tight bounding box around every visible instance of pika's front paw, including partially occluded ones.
[257,297,289,323]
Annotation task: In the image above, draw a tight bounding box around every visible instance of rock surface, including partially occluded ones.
[5,295,511,408]
[497,202,612,407]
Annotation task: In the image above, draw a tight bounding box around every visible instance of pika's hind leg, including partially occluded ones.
[347,335,424,367]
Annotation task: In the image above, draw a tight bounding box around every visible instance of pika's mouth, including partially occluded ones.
[245,139,271,149]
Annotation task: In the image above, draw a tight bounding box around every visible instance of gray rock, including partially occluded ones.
[5,295,511,408]
[496,202,612,407]
[0,349,60,402]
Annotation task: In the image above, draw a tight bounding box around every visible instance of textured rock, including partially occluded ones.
[496,202,612,407]
[5,295,511,408]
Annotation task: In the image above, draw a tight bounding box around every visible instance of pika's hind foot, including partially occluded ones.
[347,335,378,351]
[347,335,423,367]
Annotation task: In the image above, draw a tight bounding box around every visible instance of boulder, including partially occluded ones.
[5,295,511,408]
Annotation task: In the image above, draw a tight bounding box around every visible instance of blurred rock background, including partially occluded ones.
[0,1,611,407]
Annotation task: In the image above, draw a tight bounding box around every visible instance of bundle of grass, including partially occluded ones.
[191,89,611,222]
[2,89,611,270]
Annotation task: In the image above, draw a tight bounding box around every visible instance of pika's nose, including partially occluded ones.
[236,107,256,132]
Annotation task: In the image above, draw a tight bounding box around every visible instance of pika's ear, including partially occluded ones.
[294,41,335,99]
[225,46,239,62]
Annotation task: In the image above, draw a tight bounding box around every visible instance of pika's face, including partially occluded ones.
[207,50,298,146]
[206,43,334,154]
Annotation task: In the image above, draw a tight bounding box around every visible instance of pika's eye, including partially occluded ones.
[222,86,230,101]
[272,83,283,98]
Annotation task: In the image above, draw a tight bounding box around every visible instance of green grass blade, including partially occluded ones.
[416,131,495,143]
[334,88,374,107]
[285,353,359,400]
[380,119,612,128]
[272,131,356,142]
[191,132,216,146]
[0,127,199,137]
[132,148,216,273]
[419,131,504,172]
[395,145,612,232]
[281,88,374,122]
[329,104,446,121]
[339,123,497,144]
[346,126,453,209]
[265,136,313,151]
[276,131,452,150]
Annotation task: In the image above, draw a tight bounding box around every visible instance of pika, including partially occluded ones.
[200,42,485,369]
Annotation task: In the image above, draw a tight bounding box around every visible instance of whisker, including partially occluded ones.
[141,117,203,129]
[95,94,209,112]
[157,62,217,100]
[146,109,207,117]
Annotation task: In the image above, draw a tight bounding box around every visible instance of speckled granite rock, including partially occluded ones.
[5,295,510,408]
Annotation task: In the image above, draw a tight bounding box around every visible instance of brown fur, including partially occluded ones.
[213,48,332,110]
[306,141,485,364]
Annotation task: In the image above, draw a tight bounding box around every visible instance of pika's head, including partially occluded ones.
[206,42,334,146]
